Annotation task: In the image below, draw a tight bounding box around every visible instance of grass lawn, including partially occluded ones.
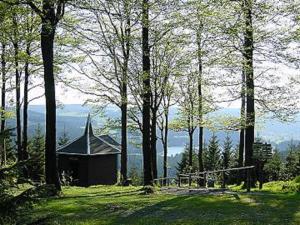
[18,185,300,225]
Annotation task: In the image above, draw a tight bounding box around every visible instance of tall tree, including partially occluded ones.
[0,41,6,166]
[142,0,152,185]
[242,0,254,170]
[171,72,198,171]
[238,71,246,181]
[62,0,136,184]
[19,0,66,191]
[9,11,23,162]
[22,9,39,163]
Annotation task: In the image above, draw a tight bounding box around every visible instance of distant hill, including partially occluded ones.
[5,104,298,177]
[6,104,300,155]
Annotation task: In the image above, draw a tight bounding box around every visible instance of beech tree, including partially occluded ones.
[0,0,68,190]
[171,72,198,170]
[142,0,152,185]
[60,0,138,184]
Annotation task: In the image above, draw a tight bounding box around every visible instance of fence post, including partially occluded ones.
[221,171,226,189]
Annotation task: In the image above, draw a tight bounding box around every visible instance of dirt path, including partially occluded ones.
[160,187,236,195]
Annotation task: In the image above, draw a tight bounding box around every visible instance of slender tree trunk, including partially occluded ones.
[196,30,204,186]
[13,41,22,162]
[22,46,30,161]
[120,99,127,183]
[188,130,193,186]
[0,43,6,166]
[41,6,61,190]
[151,110,158,179]
[163,111,169,179]
[142,0,153,186]
[189,130,193,168]
[120,9,130,184]
[243,0,255,171]
[238,71,246,183]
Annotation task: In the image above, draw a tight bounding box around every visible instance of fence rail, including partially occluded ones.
[154,166,255,192]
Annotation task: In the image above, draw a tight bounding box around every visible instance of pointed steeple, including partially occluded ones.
[84,113,93,136]
[57,113,120,155]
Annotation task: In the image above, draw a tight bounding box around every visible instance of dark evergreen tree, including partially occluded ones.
[222,135,232,169]
[285,150,299,180]
[27,125,45,182]
[264,149,282,181]
[205,134,221,171]
[177,145,198,174]
[58,125,70,147]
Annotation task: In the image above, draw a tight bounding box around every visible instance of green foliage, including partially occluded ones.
[294,176,300,184]
[222,135,232,169]
[58,126,70,147]
[284,149,299,180]
[176,145,198,174]
[128,166,142,186]
[264,149,283,181]
[205,133,221,171]
[27,125,45,183]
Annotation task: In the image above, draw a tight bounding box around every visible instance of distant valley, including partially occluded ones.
[7,104,300,154]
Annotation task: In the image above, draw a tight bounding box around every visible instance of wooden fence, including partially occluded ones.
[154,166,255,192]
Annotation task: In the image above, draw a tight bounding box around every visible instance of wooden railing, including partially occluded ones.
[154,166,255,192]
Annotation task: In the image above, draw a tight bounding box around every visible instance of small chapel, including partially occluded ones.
[56,115,120,187]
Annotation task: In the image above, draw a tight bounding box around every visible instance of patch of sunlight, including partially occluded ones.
[293,210,300,222]
[240,196,259,206]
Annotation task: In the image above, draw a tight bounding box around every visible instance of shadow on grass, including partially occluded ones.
[21,191,300,225]
[113,192,300,225]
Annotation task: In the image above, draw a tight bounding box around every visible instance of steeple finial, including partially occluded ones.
[84,113,93,136]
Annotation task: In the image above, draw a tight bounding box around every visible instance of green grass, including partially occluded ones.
[18,184,300,225]
[229,179,300,193]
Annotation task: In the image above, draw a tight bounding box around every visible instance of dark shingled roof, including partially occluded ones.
[57,115,120,155]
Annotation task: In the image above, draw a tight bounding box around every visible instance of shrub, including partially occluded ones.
[141,185,156,194]
[293,176,300,184]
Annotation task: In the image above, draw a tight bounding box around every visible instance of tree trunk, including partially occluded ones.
[243,0,255,171]
[22,46,30,161]
[196,29,204,187]
[151,109,158,179]
[142,0,153,186]
[163,111,169,179]
[0,43,6,166]
[189,131,193,168]
[188,130,193,186]
[120,9,130,184]
[238,71,246,183]
[41,6,61,190]
[13,41,22,162]
[120,101,127,183]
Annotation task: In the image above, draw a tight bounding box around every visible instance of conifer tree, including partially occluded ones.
[177,145,198,174]
[58,125,70,147]
[222,135,232,170]
[205,133,221,171]
[264,149,282,181]
[28,125,45,182]
[285,149,299,180]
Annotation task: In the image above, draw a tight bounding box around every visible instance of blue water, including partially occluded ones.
[166,146,185,156]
